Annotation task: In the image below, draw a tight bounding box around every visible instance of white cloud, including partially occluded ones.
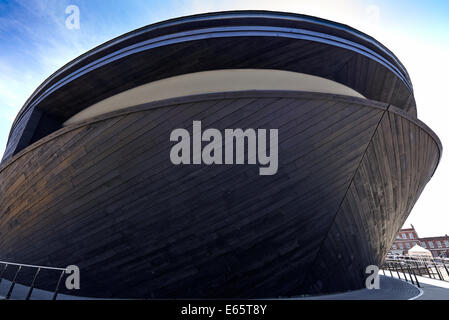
[365,4,380,26]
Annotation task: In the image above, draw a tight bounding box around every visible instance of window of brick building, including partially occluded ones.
[437,241,442,248]
[402,234,407,239]
[422,242,427,248]
[445,240,449,247]
[429,241,434,248]
[399,243,404,249]
[409,233,414,239]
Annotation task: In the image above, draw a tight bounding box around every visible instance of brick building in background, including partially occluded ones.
[389,225,449,257]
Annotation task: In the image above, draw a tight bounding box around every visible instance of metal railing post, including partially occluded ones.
[6,265,22,300]
[399,263,408,282]
[441,260,449,280]
[394,263,402,280]
[406,265,415,285]
[412,269,420,288]
[425,260,434,279]
[433,261,444,280]
[52,270,66,300]
[26,268,41,300]
[414,261,422,276]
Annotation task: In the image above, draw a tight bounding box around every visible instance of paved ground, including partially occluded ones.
[0,278,87,300]
[382,271,449,300]
[413,276,449,300]
[294,273,449,300]
[1,274,448,300]
[294,276,420,300]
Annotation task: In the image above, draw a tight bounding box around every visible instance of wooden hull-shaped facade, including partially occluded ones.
[0,91,440,298]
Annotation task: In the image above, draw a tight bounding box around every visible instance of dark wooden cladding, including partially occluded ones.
[3,10,416,163]
[301,109,440,294]
[0,91,440,298]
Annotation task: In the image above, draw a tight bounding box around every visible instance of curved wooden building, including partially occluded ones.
[0,11,442,298]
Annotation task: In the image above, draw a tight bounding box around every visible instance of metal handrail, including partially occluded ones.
[0,260,66,271]
[0,260,67,300]
[382,255,449,287]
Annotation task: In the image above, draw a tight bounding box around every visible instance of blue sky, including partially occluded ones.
[0,0,448,237]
